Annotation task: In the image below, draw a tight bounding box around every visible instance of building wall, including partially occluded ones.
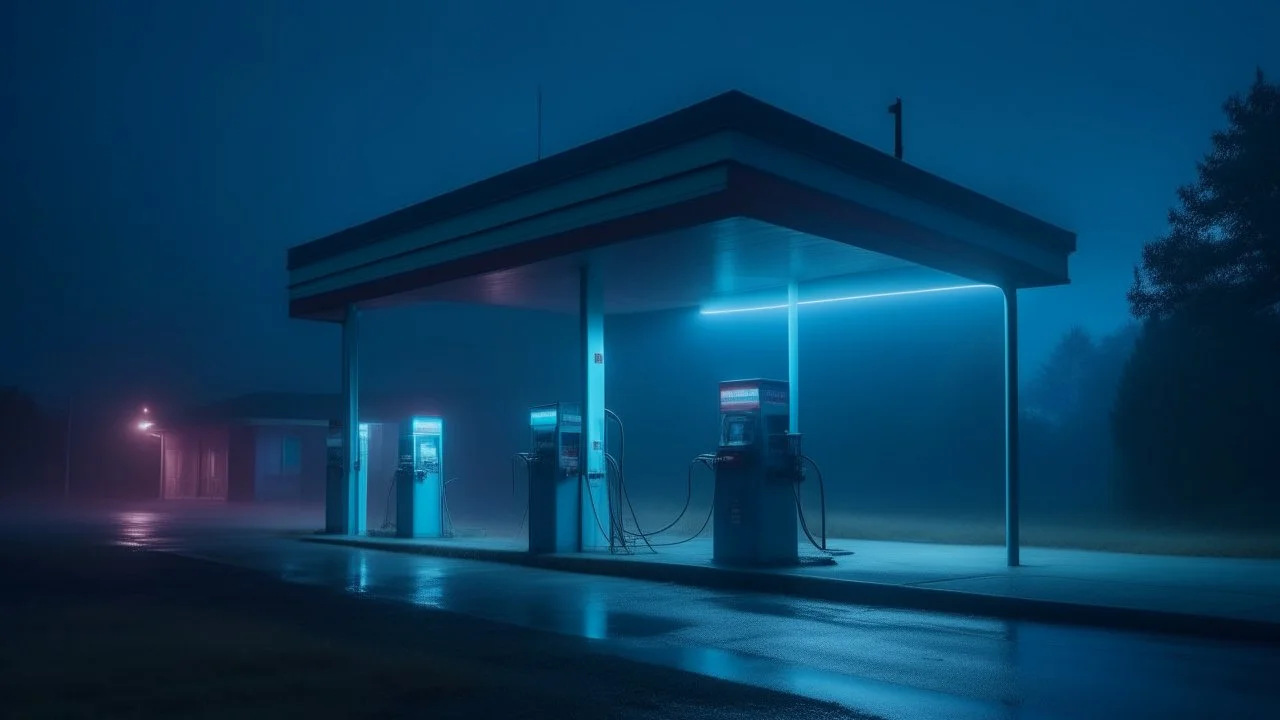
[251,424,327,502]
[298,425,327,503]
[161,426,230,500]
[226,425,256,502]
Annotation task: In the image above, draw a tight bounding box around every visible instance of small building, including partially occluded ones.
[158,393,338,502]
[158,392,446,515]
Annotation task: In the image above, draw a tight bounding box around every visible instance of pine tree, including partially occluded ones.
[1129,69,1280,319]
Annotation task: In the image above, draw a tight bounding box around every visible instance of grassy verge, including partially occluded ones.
[7,599,473,719]
[465,503,1280,559]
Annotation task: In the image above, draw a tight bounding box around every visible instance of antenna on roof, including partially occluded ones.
[537,84,543,161]
[887,97,903,160]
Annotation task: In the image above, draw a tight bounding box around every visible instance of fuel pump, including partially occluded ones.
[514,399,609,550]
[548,381,835,564]
[516,405,636,553]
[523,403,583,554]
[712,379,802,567]
[395,416,448,538]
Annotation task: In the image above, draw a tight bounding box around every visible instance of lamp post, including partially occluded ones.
[134,407,165,499]
[64,396,72,500]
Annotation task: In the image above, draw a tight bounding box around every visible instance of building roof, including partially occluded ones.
[287,90,1076,321]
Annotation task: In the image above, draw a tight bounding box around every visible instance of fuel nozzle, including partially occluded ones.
[785,432,805,483]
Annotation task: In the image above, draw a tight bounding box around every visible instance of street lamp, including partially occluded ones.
[133,406,165,499]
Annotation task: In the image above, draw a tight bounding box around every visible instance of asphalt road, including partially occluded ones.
[4,503,1279,720]
[0,515,859,720]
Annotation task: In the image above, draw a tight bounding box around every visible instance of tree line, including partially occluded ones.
[1026,69,1279,531]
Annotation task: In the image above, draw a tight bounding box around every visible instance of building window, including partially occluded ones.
[281,435,302,474]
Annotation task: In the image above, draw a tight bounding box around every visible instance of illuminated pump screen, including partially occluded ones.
[529,408,558,427]
[722,415,752,446]
[560,434,580,472]
[412,417,443,435]
[418,442,439,463]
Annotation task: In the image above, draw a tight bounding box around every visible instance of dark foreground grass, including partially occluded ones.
[6,599,470,718]
[0,543,860,720]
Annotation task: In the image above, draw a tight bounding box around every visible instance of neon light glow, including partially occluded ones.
[411,417,443,435]
[529,408,558,426]
[358,423,370,438]
[699,283,994,315]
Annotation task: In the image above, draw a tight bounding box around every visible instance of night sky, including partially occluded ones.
[3,0,1277,409]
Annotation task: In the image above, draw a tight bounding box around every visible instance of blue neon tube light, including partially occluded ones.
[699,284,994,315]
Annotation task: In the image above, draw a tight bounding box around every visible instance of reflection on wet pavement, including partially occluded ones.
[113,511,162,548]
[21,505,1280,720]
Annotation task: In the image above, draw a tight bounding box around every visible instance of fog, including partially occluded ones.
[345,290,1099,551]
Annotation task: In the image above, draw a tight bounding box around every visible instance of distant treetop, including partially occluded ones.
[1129,68,1280,320]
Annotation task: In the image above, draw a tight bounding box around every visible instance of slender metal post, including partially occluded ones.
[342,306,364,535]
[158,432,166,499]
[888,98,904,160]
[580,263,609,551]
[788,281,800,433]
[63,396,72,500]
[1003,286,1021,567]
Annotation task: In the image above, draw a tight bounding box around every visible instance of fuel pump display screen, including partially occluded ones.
[560,433,580,474]
[727,420,746,445]
[721,414,753,447]
[418,441,439,469]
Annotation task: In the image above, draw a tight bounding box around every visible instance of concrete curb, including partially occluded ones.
[301,535,1280,645]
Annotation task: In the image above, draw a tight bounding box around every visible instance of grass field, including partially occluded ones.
[457,503,1280,559]
[7,599,474,719]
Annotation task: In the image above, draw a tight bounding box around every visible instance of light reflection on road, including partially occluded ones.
[113,511,159,548]
[66,505,1280,720]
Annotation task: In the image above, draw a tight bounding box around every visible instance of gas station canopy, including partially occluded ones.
[287,90,1076,321]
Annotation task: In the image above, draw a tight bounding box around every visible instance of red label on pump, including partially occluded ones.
[720,386,760,410]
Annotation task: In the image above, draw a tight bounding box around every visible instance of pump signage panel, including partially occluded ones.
[720,386,760,411]
[412,417,443,435]
[761,386,788,407]
[529,408,558,426]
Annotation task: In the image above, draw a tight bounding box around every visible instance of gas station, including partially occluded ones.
[288,90,1075,573]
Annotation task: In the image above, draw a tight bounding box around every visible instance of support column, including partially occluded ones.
[788,281,800,434]
[342,305,365,536]
[1003,287,1020,567]
[580,264,610,551]
[158,432,166,500]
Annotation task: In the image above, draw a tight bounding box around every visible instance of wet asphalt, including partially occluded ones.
[3,503,1279,720]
